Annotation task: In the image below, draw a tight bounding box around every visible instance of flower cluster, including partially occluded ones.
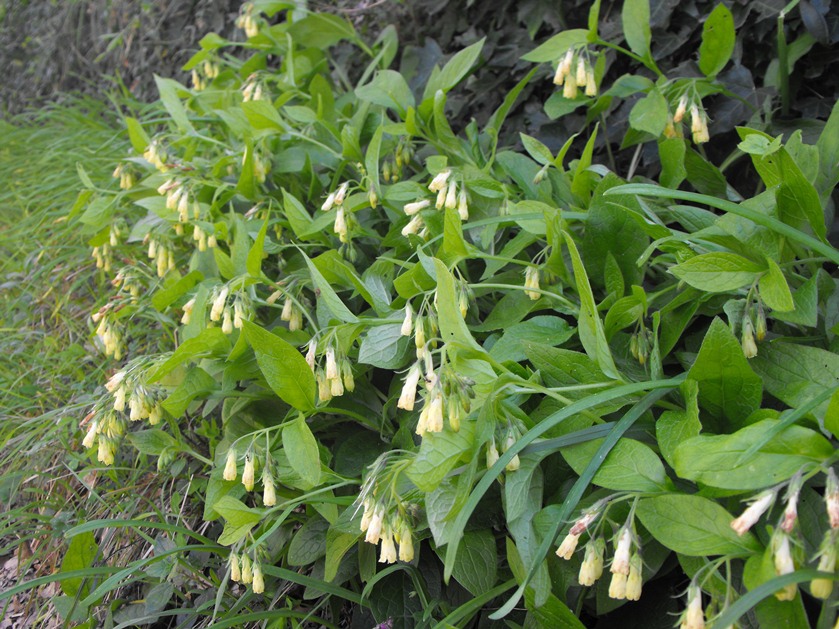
[92,306,124,359]
[241,74,269,102]
[223,446,277,506]
[486,426,522,472]
[730,471,839,602]
[665,95,710,144]
[191,59,219,91]
[112,163,136,189]
[143,140,168,172]
[553,48,598,98]
[81,361,167,465]
[321,182,354,243]
[402,169,470,238]
[229,550,265,593]
[304,340,355,403]
[144,235,176,278]
[555,502,644,601]
[204,284,253,334]
[235,3,260,39]
[356,455,417,565]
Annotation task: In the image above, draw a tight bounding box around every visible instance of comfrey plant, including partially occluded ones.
[65,0,839,626]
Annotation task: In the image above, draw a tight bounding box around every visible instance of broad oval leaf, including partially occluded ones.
[242,321,316,412]
[636,494,761,556]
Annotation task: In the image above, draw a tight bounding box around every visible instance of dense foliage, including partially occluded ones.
[3,1,839,628]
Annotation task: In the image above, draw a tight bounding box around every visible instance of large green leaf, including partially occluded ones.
[699,4,735,77]
[283,414,322,487]
[242,321,316,412]
[636,494,760,556]
[673,420,833,489]
[686,317,762,430]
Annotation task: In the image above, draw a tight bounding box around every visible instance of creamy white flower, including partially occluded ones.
[397,364,422,411]
[403,199,430,216]
[611,527,632,575]
[731,490,774,536]
[556,532,581,560]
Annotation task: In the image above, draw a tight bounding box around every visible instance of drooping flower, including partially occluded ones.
[731,490,775,536]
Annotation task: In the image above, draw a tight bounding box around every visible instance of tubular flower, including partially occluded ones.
[578,538,605,586]
[611,526,633,576]
[772,531,797,601]
[229,552,241,582]
[524,266,541,300]
[428,169,451,193]
[240,553,253,584]
[242,454,255,492]
[625,553,643,601]
[404,199,430,216]
[397,363,422,411]
[556,531,581,560]
[400,303,413,337]
[379,527,397,564]
[252,561,265,594]
[826,468,839,528]
[223,448,238,481]
[680,584,705,629]
[811,531,837,599]
[608,571,627,600]
[731,490,775,536]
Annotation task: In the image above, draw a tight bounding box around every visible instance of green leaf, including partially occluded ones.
[154,75,193,133]
[242,100,284,132]
[325,526,358,582]
[357,324,411,369]
[60,532,98,597]
[659,138,687,188]
[287,13,357,48]
[687,318,762,430]
[149,327,230,382]
[699,3,735,77]
[670,253,764,292]
[564,231,619,379]
[214,496,262,546]
[432,258,481,353]
[520,133,554,166]
[673,420,833,489]
[656,380,701,467]
[628,88,668,136]
[124,117,151,154]
[283,414,322,487]
[426,479,459,547]
[636,494,760,556]
[439,206,470,265]
[758,257,794,311]
[448,530,498,596]
[355,70,414,115]
[751,342,839,427]
[151,271,203,312]
[242,321,316,412]
[621,0,651,57]
[161,366,216,417]
[527,591,586,629]
[772,274,818,326]
[816,99,839,197]
[246,217,269,278]
[407,418,476,492]
[128,429,178,457]
[426,38,485,96]
[489,316,575,363]
[287,516,329,566]
[302,251,359,324]
[562,438,668,492]
[365,123,383,200]
[521,29,589,63]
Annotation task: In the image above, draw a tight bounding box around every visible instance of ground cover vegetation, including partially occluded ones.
[2,0,839,627]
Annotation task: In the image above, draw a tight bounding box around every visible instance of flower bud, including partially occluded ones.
[444,180,457,210]
[681,584,705,629]
[321,191,336,212]
[428,170,451,193]
[503,433,520,471]
[242,454,255,492]
[811,533,837,599]
[379,527,397,564]
[486,439,500,469]
[674,95,688,124]
[210,286,228,322]
[826,468,839,528]
[398,522,414,562]
[252,561,264,593]
[772,530,797,600]
[223,448,237,481]
[731,490,774,535]
[625,553,643,601]
[556,532,581,560]
[457,188,469,221]
[229,552,241,582]
[404,199,430,216]
[397,363,422,411]
[240,553,252,584]
[401,303,414,337]
[608,571,627,600]
[263,472,276,506]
